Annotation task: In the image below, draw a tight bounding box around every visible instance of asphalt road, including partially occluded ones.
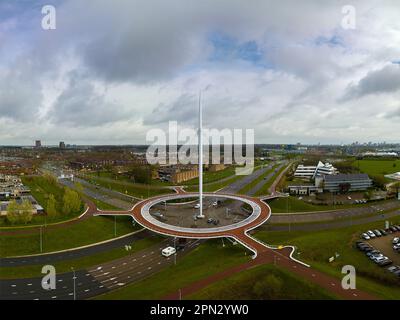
[221,163,275,194]
[0,239,201,300]
[61,178,134,210]
[246,163,285,196]
[269,199,400,223]
[0,230,152,267]
[261,209,400,232]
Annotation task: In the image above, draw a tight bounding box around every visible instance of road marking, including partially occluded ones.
[103,277,117,282]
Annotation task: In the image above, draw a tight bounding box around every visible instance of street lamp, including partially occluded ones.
[40,225,43,253]
[71,267,77,301]
[114,216,117,237]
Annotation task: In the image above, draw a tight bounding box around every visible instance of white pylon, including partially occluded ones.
[198,91,204,218]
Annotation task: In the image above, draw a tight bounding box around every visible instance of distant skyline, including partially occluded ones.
[1,1,400,145]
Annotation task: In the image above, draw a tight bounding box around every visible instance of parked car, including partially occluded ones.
[361,233,370,240]
[194,203,200,209]
[373,230,382,237]
[367,230,376,238]
[377,258,392,267]
[387,265,400,273]
[380,229,388,236]
[393,237,399,245]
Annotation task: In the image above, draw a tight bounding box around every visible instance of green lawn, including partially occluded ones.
[254,163,287,196]
[267,197,337,213]
[95,240,250,300]
[0,176,85,227]
[185,174,243,192]
[0,216,137,257]
[238,165,277,195]
[182,166,237,185]
[353,159,400,177]
[0,235,163,279]
[188,264,337,300]
[255,221,400,300]
[80,175,171,198]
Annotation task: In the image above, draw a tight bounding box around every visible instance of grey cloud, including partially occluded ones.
[343,64,400,100]
[143,94,198,126]
[0,60,43,122]
[49,73,131,127]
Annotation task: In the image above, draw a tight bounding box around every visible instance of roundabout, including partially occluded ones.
[135,192,271,238]
[95,189,275,258]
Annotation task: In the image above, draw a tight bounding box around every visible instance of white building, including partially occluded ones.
[294,161,337,179]
[385,172,400,181]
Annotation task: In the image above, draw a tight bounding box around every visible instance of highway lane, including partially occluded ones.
[0,239,201,300]
[246,163,285,196]
[221,163,276,194]
[269,199,400,223]
[61,178,135,210]
[261,209,400,232]
[0,230,153,267]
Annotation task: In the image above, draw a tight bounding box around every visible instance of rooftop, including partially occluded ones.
[324,173,370,182]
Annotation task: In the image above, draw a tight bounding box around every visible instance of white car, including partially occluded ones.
[361,233,370,240]
[194,203,200,209]
[161,246,176,257]
[212,201,218,207]
[367,230,376,238]
[393,237,399,245]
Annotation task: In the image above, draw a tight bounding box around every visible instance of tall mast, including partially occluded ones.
[198,91,204,218]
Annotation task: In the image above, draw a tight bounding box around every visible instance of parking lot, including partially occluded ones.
[356,225,400,279]
[368,235,400,265]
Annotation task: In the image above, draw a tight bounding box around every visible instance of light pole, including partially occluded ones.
[71,267,76,301]
[40,225,43,253]
[174,237,177,265]
[114,216,117,237]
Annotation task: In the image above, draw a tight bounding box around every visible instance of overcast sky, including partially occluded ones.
[0,0,399,145]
